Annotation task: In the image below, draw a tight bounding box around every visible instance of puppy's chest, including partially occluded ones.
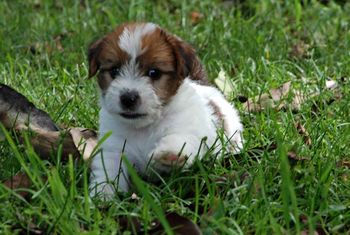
[111,128,161,168]
[124,131,157,156]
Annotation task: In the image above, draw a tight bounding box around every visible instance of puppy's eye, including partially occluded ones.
[147,69,161,80]
[109,67,120,78]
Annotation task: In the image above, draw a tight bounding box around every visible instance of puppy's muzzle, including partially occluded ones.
[120,90,140,110]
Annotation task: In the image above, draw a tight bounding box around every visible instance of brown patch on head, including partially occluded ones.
[137,25,208,102]
[137,28,179,102]
[163,32,208,84]
[87,22,207,100]
[87,24,130,91]
[87,39,103,78]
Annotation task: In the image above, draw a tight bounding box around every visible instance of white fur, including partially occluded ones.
[90,78,243,197]
[193,84,244,150]
[102,71,162,129]
[118,23,157,59]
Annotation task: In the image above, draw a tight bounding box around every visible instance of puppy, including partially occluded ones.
[88,22,243,197]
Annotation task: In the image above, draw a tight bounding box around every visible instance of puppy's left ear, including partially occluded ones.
[87,38,103,78]
[164,32,207,83]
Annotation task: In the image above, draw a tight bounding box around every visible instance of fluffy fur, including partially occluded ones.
[88,22,243,197]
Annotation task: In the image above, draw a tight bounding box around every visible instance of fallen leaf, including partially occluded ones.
[28,32,70,55]
[70,128,98,160]
[54,35,64,52]
[214,69,236,97]
[242,79,343,112]
[270,81,292,101]
[289,41,310,58]
[149,212,202,235]
[337,161,350,168]
[295,122,312,146]
[190,11,204,25]
[287,151,308,164]
[242,81,294,112]
[2,172,31,198]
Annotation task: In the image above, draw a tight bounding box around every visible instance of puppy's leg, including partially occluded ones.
[208,97,244,153]
[89,151,129,198]
[148,134,203,173]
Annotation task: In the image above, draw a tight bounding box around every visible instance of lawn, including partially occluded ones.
[1,0,350,234]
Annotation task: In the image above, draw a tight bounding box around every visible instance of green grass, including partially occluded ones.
[1,0,350,234]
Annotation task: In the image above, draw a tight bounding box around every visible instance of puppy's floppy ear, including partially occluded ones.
[87,38,104,78]
[164,31,207,83]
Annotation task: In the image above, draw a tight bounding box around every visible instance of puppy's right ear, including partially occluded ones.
[162,30,208,84]
[87,39,103,78]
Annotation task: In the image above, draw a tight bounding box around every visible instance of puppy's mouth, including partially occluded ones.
[119,112,147,119]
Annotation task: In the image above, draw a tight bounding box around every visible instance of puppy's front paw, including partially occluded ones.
[148,148,192,175]
[155,151,188,167]
[147,134,199,174]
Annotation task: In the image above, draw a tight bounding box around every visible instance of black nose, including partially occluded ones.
[120,90,140,110]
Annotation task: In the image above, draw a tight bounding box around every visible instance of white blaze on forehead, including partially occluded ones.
[118,23,157,59]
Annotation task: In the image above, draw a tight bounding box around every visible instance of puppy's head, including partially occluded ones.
[88,22,206,128]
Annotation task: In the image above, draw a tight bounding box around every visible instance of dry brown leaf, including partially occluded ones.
[190,11,204,25]
[242,80,340,112]
[243,81,300,112]
[28,33,67,55]
[289,41,310,58]
[287,151,308,163]
[54,35,64,52]
[70,127,98,160]
[337,161,350,168]
[295,122,312,146]
[270,81,292,101]
[214,70,236,97]
[2,172,31,198]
